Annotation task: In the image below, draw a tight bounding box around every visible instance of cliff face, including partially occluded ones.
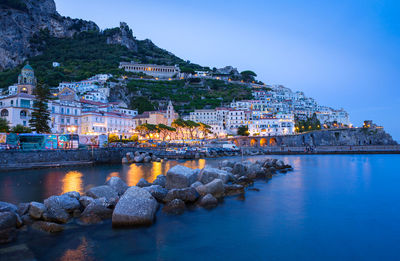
[106,22,138,52]
[0,0,99,70]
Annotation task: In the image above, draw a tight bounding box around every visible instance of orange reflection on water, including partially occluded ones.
[62,171,83,194]
[150,162,162,182]
[181,159,206,170]
[59,237,92,261]
[126,164,147,186]
[106,172,120,182]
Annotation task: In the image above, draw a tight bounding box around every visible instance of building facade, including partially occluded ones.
[119,62,180,79]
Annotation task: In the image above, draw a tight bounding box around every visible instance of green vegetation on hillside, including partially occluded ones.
[1,0,27,12]
[125,79,252,113]
[0,29,205,89]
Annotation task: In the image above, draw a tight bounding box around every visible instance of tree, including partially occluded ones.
[237,125,249,136]
[184,120,200,140]
[240,70,257,82]
[0,118,10,133]
[172,118,187,140]
[108,133,120,143]
[11,124,31,133]
[198,122,212,139]
[29,83,51,133]
[156,124,176,141]
[135,123,157,139]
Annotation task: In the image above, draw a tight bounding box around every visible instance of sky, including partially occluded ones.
[55,0,400,141]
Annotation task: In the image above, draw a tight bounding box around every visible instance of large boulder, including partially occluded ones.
[0,212,17,244]
[86,185,119,203]
[0,202,18,213]
[112,187,158,227]
[17,203,30,216]
[153,175,166,187]
[166,165,199,189]
[198,166,232,184]
[79,196,95,209]
[143,185,168,202]
[79,198,113,225]
[136,178,152,188]
[44,195,80,213]
[219,160,235,169]
[164,187,199,203]
[63,191,81,200]
[105,177,128,196]
[199,194,218,208]
[163,199,186,215]
[28,202,46,220]
[42,208,70,224]
[195,179,224,198]
[133,155,144,163]
[246,163,265,179]
[32,221,64,233]
[143,156,152,163]
[232,162,247,176]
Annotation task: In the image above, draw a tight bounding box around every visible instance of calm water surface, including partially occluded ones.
[0,155,399,260]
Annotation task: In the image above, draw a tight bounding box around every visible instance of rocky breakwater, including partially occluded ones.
[0,158,292,244]
[121,151,161,164]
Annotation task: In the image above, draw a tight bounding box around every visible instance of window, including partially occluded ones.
[1,109,9,117]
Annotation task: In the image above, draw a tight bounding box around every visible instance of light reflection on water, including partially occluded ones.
[62,171,83,194]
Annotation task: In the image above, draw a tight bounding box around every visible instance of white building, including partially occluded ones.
[119,62,180,79]
[49,100,82,134]
[0,93,34,128]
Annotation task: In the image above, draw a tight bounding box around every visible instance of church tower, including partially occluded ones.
[166,100,177,126]
[17,63,36,95]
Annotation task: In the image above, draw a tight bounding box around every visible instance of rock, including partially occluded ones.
[246,163,265,179]
[136,178,152,188]
[79,198,113,225]
[134,151,140,157]
[133,155,144,163]
[122,157,129,164]
[166,165,199,189]
[249,188,260,192]
[79,196,95,209]
[237,176,253,186]
[143,185,168,202]
[105,177,128,196]
[44,195,80,213]
[224,184,245,196]
[0,212,17,244]
[152,175,166,187]
[164,187,199,203]
[17,203,30,217]
[72,209,82,218]
[194,153,200,159]
[42,208,70,224]
[198,166,232,184]
[221,167,233,173]
[195,179,224,198]
[32,221,64,233]
[163,199,186,215]
[21,214,35,226]
[0,202,17,213]
[220,160,235,168]
[112,186,158,227]
[232,162,247,176]
[86,185,119,203]
[191,181,203,188]
[63,191,80,200]
[143,156,152,163]
[199,194,218,208]
[156,158,161,162]
[28,202,46,220]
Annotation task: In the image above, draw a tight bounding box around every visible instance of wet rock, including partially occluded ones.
[136,178,152,188]
[191,181,203,188]
[17,203,30,217]
[72,209,82,218]
[79,196,95,209]
[220,160,235,169]
[122,157,129,164]
[224,184,245,196]
[199,194,218,208]
[195,179,224,198]
[112,186,158,227]
[0,202,18,213]
[232,162,247,176]
[28,202,46,220]
[246,163,265,179]
[44,194,80,213]
[143,156,152,163]
[21,215,34,226]
[166,165,199,189]
[164,187,199,203]
[63,191,80,200]
[152,175,166,188]
[221,167,233,173]
[32,221,64,233]
[86,185,119,203]
[198,166,232,184]
[133,155,144,163]
[42,208,70,224]
[163,199,186,215]
[105,177,128,196]
[237,176,254,186]
[79,198,113,225]
[249,188,260,192]
[0,212,17,244]
[143,185,168,202]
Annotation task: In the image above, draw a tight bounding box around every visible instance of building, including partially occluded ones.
[0,93,35,128]
[119,62,180,79]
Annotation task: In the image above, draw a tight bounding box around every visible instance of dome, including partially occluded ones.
[22,64,34,71]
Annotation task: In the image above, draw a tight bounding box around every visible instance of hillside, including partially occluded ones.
[111,79,253,114]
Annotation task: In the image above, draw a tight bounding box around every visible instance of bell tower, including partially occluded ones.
[17,63,37,95]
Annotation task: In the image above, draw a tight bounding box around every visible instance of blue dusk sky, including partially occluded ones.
[55,0,400,141]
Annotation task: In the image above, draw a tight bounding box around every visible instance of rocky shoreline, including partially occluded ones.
[0,158,293,244]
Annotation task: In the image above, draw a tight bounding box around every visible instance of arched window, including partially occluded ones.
[1,109,9,117]
[20,110,27,118]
